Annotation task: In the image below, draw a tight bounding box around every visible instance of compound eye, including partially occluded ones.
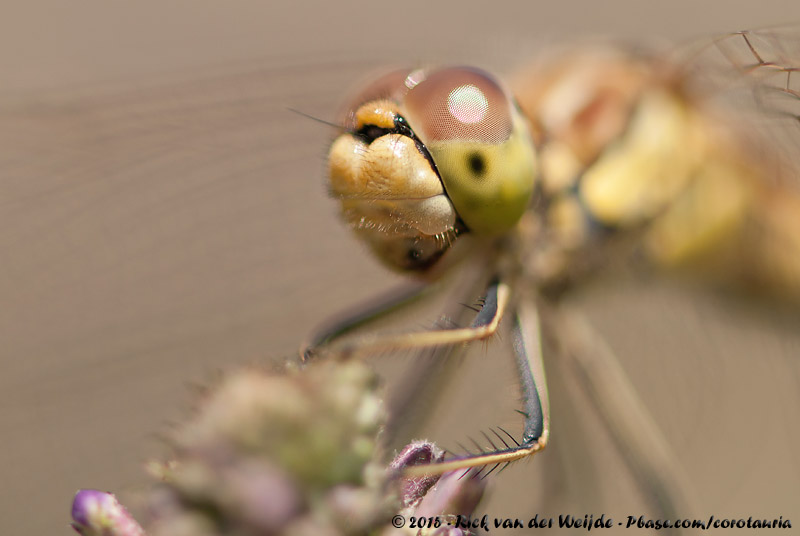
[402,67,537,235]
[403,67,513,145]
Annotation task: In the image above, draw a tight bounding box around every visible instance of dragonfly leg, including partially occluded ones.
[300,281,435,360]
[547,305,697,521]
[306,279,510,360]
[404,295,550,476]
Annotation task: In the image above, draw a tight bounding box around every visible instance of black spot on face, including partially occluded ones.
[467,152,486,177]
[400,240,446,271]
[355,125,391,144]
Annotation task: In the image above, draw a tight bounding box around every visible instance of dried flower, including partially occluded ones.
[146,359,396,535]
[71,359,487,535]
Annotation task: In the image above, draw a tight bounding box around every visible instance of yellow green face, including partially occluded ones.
[327,66,538,271]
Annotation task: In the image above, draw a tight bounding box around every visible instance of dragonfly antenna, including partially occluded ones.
[287,107,344,130]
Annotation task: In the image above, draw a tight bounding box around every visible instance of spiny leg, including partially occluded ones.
[404,294,550,476]
[300,281,436,361]
[300,263,506,450]
[545,304,697,522]
[512,296,550,447]
[301,271,548,476]
[303,278,510,361]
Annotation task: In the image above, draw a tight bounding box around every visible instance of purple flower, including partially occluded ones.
[71,489,145,536]
[390,441,445,509]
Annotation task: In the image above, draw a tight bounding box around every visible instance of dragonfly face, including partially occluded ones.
[328,66,537,272]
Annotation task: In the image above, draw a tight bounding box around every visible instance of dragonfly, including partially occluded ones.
[3,24,800,534]
[300,27,800,520]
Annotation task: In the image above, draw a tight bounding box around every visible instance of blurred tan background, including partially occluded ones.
[2,1,800,534]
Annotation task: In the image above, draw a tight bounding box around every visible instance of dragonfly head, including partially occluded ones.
[328,66,538,272]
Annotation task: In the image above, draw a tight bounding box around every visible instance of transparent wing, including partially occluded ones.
[710,27,800,114]
[673,26,800,186]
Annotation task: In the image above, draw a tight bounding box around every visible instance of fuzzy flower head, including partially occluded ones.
[146,359,395,535]
[71,359,488,535]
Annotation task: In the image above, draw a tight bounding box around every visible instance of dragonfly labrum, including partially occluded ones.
[300,27,800,516]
